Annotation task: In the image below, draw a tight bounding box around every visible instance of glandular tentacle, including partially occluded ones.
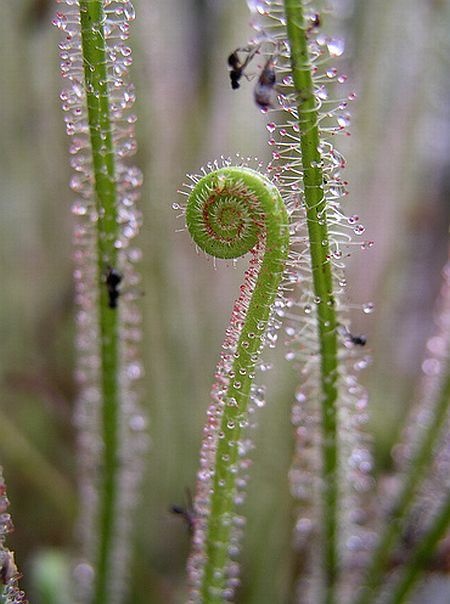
[181,165,289,602]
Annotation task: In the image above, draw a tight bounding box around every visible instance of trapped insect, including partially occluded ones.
[339,325,367,347]
[254,55,277,110]
[170,488,195,535]
[105,266,122,309]
[307,12,321,34]
[348,333,367,346]
[228,45,259,90]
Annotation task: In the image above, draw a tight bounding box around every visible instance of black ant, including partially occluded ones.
[105,266,122,309]
[307,13,321,34]
[170,488,195,535]
[254,55,277,110]
[228,45,259,90]
[348,333,367,346]
[339,325,367,347]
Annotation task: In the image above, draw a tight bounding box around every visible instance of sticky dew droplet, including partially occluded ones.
[327,37,345,57]
[258,362,272,372]
[337,114,351,128]
[422,358,441,376]
[362,302,374,315]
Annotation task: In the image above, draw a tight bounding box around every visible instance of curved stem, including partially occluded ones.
[79,2,120,602]
[355,366,450,604]
[283,2,340,601]
[186,167,289,602]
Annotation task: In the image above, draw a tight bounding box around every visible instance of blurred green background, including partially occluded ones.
[1,0,450,602]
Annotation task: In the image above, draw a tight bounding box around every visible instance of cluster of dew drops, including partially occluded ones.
[53,2,147,600]
[242,1,379,588]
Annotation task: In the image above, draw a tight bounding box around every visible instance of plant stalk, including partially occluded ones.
[79,2,120,601]
[186,168,289,602]
[283,2,340,601]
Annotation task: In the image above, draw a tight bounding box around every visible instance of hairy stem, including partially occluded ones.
[79,2,120,601]
[356,366,450,604]
[186,167,289,602]
[283,1,340,600]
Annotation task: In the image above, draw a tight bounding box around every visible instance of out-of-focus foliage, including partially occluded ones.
[0,1,449,602]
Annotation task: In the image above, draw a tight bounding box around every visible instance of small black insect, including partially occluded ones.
[307,13,321,33]
[348,333,367,347]
[339,325,367,347]
[170,488,195,535]
[105,267,122,309]
[228,45,259,90]
[254,56,277,110]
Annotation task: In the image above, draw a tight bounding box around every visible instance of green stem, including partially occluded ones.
[355,367,450,604]
[79,2,120,602]
[186,167,289,602]
[386,492,450,604]
[283,2,340,601]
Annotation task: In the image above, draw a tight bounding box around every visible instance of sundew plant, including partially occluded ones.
[1,0,450,604]
[53,1,146,603]
[176,1,450,602]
